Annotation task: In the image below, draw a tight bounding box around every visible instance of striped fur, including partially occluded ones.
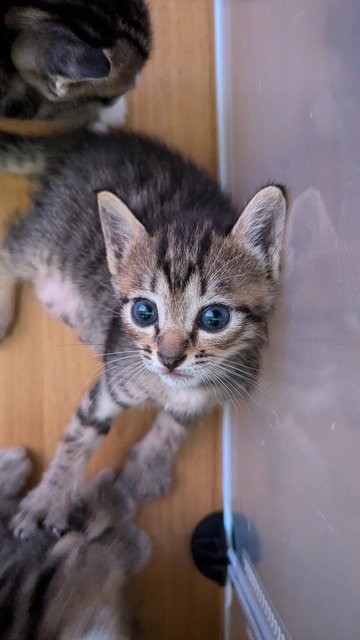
[0,131,287,536]
[0,0,151,124]
[0,447,150,640]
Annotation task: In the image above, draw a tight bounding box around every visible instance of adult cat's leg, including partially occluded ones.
[121,411,189,502]
[11,377,126,539]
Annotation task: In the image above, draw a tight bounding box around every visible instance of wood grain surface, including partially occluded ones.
[0,1,223,638]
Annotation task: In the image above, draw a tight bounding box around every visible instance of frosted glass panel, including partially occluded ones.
[217,1,360,639]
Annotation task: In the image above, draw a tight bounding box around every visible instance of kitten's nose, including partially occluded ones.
[157,333,188,371]
[158,351,186,371]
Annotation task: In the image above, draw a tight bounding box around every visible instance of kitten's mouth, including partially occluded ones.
[159,369,194,387]
[163,370,188,380]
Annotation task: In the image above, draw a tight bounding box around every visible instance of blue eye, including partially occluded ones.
[199,305,230,332]
[132,299,158,327]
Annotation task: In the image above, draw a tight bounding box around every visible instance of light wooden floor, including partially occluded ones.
[0,1,223,639]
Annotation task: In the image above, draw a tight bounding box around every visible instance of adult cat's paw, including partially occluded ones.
[11,486,70,539]
[121,443,174,502]
[0,446,32,499]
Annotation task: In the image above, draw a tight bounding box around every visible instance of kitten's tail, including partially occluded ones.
[0,132,48,176]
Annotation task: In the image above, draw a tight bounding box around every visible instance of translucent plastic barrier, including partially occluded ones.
[216,1,360,638]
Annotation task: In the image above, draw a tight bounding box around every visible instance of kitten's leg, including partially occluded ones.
[0,133,47,176]
[0,242,37,340]
[0,447,32,499]
[11,377,125,539]
[0,252,17,340]
[0,194,42,339]
[121,411,189,502]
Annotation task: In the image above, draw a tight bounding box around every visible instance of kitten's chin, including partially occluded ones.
[160,373,195,389]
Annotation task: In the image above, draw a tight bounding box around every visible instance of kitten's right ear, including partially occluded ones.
[97,191,146,276]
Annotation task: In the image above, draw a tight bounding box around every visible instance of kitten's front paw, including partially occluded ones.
[0,446,32,499]
[121,444,174,502]
[11,487,70,539]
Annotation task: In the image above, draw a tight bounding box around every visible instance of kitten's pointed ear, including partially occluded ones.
[48,41,110,97]
[97,191,146,276]
[54,44,111,80]
[231,185,287,279]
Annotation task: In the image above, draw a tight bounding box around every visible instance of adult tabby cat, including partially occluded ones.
[0,130,287,538]
[0,0,151,128]
[0,446,150,639]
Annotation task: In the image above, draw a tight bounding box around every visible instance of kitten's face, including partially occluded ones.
[98,187,287,392]
[118,230,271,390]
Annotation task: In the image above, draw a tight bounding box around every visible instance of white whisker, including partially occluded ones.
[107,362,145,396]
[78,371,103,396]
[121,364,147,393]
[224,357,261,373]
[214,375,239,413]
[196,369,221,405]
[210,361,267,394]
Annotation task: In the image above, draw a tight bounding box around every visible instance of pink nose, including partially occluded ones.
[157,351,186,371]
[157,333,188,371]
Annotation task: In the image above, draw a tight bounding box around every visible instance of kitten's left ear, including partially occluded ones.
[231,185,287,279]
[49,41,111,97]
[97,191,147,276]
[10,23,111,99]
[52,42,111,81]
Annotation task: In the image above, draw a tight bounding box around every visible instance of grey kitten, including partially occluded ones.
[0,0,151,129]
[0,130,287,538]
[0,446,150,640]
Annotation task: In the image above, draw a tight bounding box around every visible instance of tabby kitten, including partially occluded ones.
[0,130,287,537]
[0,446,150,639]
[0,0,151,128]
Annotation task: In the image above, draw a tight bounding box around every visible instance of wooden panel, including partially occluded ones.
[0,1,222,638]
[126,0,218,173]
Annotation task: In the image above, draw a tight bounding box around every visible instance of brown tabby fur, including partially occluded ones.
[0,1,151,125]
[0,446,150,640]
[0,131,287,538]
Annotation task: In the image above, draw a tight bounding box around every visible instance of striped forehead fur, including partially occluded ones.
[155,222,214,294]
[124,219,270,311]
